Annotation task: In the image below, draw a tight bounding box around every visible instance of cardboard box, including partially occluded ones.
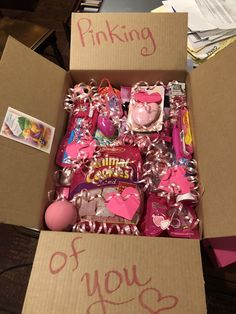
[0,13,236,313]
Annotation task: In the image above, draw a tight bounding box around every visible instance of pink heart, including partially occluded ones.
[66,139,96,159]
[160,219,171,230]
[159,166,194,194]
[152,215,164,227]
[132,102,160,127]
[152,215,170,230]
[134,92,162,104]
[105,187,140,220]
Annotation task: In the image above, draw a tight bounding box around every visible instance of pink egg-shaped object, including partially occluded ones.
[45,200,77,231]
[97,115,116,137]
[132,102,160,127]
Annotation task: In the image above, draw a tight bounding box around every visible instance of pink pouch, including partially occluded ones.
[143,194,169,237]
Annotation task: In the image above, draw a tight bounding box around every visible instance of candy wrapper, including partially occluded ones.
[143,194,199,239]
[70,146,143,235]
[167,205,200,239]
[168,82,193,161]
[56,83,99,167]
[98,78,123,118]
[143,194,169,237]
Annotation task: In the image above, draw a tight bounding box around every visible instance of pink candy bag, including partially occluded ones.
[70,146,143,235]
[143,194,199,239]
[56,97,98,167]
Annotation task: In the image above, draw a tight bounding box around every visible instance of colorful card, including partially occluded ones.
[0,107,55,154]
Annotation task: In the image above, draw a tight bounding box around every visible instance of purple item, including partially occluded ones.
[97,115,116,137]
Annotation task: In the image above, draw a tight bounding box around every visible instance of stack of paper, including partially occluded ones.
[152,0,236,66]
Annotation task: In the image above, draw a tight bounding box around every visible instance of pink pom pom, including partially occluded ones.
[45,200,77,231]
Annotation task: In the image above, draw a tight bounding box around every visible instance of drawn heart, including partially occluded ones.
[139,287,178,314]
[105,187,140,220]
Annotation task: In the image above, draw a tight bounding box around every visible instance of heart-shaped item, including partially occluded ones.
[152,215,164,227]
[159,166,194,195]
[134,92,162,104]
[138,287,178,314]
[152,215,170,230]
[132,102,160,127]
[105,187,140,220]
[97,115,116,137]
[160,219,171,230]
[65,139,96,160]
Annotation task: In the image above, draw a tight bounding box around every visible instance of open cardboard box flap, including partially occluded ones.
[0,12,236,314]
[188,40,236,239]
[23,232,206,314]
[70,13,188,84]
[0,37,70,228]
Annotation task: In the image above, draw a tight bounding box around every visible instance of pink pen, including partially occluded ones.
[172,123,182,160]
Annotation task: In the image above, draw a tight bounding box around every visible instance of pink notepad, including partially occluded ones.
[203,237,236,268]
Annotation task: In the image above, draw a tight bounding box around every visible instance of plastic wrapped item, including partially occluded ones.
[128,81,165,132]
[69,146,143,235]
[56,82,99,167]
[168,81,193,161]
[143,195,199,239]
[143,194,169,237]
[167,204,200,239]
[98,78,123,118]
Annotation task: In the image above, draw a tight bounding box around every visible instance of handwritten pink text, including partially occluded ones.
[77,18,157,56]
[48,237,178,313]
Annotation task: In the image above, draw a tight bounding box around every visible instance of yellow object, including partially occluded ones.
[183,110,192,146]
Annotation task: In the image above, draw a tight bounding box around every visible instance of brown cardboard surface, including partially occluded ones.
[0,37,70,229]
[23,231,206,314]
[70,13,187,73]
[188,41,236,239]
